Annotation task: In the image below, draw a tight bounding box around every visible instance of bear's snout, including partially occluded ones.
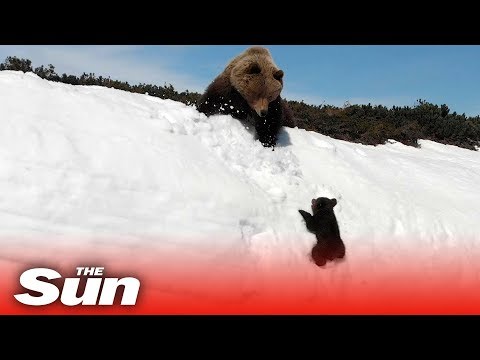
[251,98,269,118]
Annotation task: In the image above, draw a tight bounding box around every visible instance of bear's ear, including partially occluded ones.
[274,69,284,80]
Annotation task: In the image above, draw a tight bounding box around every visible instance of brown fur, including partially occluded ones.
[227,46,283,116]
[197,46,295,148]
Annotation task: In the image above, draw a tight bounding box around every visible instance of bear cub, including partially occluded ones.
[299,197,346,267]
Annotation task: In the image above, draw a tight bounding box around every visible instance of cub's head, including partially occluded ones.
[229,46,284,117]
[311,197,337,214]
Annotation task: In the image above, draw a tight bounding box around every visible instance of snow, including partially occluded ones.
[1,70,480,308]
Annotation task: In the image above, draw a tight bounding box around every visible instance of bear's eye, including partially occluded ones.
[274,70,284,80]
[248,64,261,75]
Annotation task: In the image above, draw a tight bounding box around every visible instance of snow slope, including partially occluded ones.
[1,70,480,309]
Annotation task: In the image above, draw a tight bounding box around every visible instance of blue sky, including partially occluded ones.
[1,45,479,116]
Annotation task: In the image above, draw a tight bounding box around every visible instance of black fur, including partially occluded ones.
[299,197,346,267]
[196,82,294,148]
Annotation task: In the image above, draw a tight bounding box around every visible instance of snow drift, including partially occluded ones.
[1,70,480,311]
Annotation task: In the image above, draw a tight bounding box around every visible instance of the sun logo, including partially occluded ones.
[14,267,140,306]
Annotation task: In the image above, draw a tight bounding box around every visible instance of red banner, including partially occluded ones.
[1,236,479,315]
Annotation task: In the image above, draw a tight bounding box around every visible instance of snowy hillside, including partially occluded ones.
[1,70,480,311]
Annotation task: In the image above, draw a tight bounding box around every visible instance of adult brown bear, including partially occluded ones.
[196,46,295,148]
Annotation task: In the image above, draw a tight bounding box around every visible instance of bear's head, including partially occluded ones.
[229,46,284,118]
[311,197,337,214]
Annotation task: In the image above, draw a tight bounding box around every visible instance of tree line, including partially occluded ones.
[2,55,479,151]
